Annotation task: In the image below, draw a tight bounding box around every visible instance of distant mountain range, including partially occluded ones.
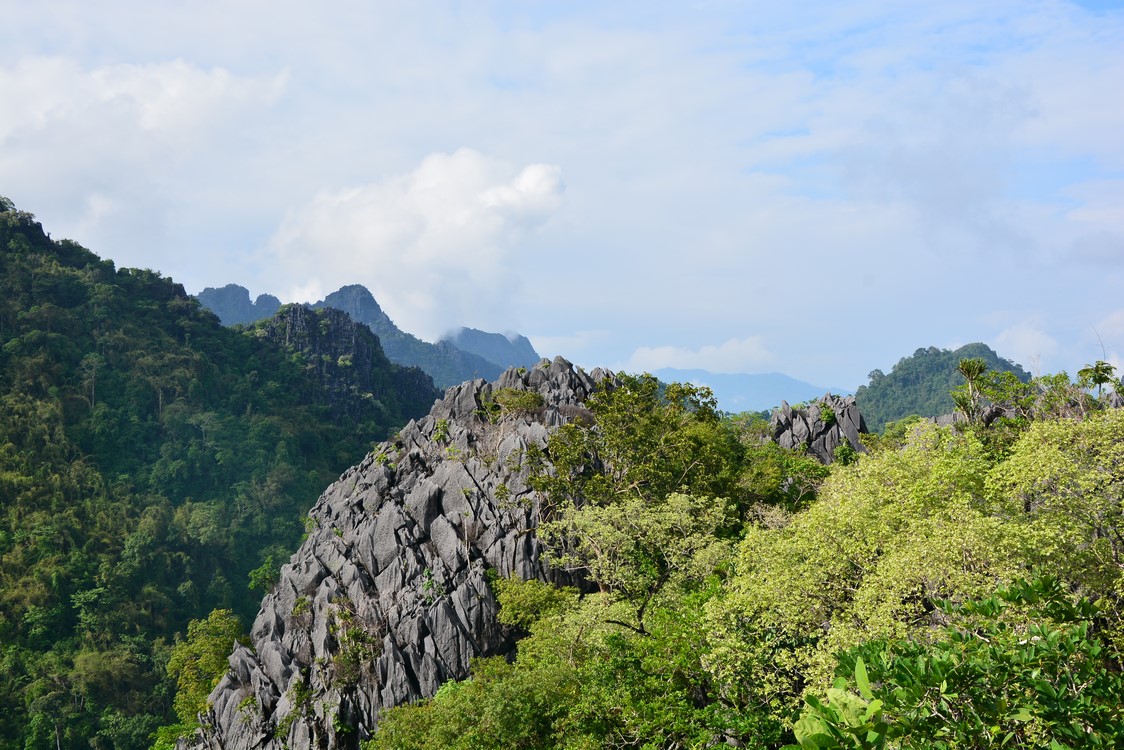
[196,284,542,389]
[653,368,847,414]
[196,285,852,410]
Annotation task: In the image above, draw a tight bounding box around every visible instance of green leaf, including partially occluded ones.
[855,656,873,701]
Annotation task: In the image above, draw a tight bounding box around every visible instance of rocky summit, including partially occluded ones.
[185,358,611,750]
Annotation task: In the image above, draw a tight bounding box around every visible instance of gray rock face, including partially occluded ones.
[185,358,611,750]
[771,394,867,463]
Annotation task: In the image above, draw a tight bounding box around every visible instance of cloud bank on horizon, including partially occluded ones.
[1,1,1122,388]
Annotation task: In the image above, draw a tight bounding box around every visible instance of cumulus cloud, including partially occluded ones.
[626,336,775,374]
[265,149,563,340]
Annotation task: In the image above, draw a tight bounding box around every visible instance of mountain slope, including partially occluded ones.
[0,200,434,750]
[438,327,540,371]
[197,284,282,325]
[855,343,1031,432]
[249,304,437,426]
[194,283,519,389]
[311,285,509,388]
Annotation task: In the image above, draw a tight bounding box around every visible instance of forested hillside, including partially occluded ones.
[856,343,1030,432]
[0,199,435,750]
[196,284,524,389]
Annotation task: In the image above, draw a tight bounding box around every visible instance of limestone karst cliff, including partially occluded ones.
[186,358,610,750]
[770,394,867,463]
[250,304,439,430]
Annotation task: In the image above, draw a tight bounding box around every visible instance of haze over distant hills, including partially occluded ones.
[653,368,846,413]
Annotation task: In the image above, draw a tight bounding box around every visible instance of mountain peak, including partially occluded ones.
[197,284,281,325]
[439,327,541,371]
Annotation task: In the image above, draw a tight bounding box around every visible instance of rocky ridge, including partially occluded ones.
[771,394,867,463]
[186,358,610,750]
[250,304,439,428]
[311,285,510,389]
[197,283,282,325]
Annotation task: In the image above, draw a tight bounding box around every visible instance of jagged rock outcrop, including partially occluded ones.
[186,358,611,750]
[771,394,867,463]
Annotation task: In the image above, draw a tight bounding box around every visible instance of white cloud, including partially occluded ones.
[993,320,1059,374]
[1097,309,1124,340]
[265,149,563,341]
[0,56,286,273]
[626,336,775,374]
[0,56,286,149]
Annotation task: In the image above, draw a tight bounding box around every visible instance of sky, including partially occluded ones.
[1,1,1122,390]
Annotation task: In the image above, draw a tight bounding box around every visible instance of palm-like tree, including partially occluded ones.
[956,358,988,422]
[1077,360,1117,399]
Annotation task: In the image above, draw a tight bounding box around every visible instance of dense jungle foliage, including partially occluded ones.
[856,343,1031,432]
[369,368,1124,748]
[0,199,434,750]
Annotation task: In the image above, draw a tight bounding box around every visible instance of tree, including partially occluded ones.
[987,407,1124,650]
[793,577,1124,748]
[153,609,246,749]
[1078,360,1117,399]
[705,423,1028,715]
[954,357,987,423]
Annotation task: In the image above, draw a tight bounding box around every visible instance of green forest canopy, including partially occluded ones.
[0,200,432,750]
[855,343,1030,432]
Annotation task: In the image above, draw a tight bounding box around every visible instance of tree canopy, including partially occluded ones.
[370,369,1124,749]
[856,343,1030,432]
[0,201,431,750]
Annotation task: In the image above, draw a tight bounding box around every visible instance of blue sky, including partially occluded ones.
[1,0,1122,389]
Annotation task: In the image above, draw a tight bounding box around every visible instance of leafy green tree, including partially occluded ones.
[152,609,246,749]
[953,356,987,423]
[794,577,1124,748]
[705,422,1029,715]
[1078,360,1117,399]
[987,407,1124,650]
